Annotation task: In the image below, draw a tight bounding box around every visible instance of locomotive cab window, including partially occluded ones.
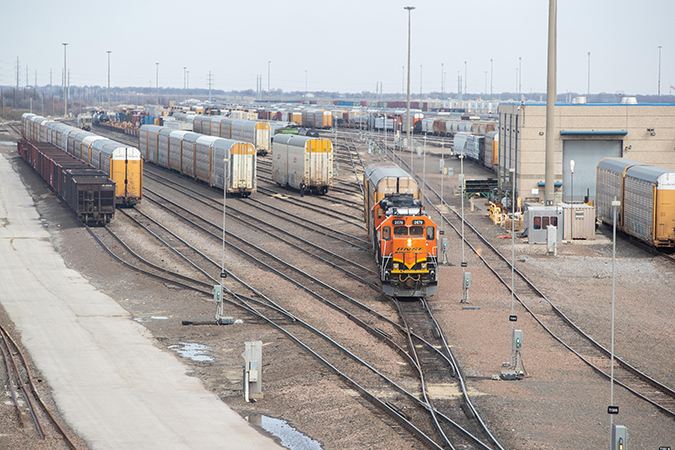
[382,226,391,240]
[409,226,424,236]
[394,226,408,236]
[426,226,435,240]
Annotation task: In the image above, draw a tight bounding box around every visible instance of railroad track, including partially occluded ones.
[135,162,504,448]
[0,324,79,449]
[388,148,675,420]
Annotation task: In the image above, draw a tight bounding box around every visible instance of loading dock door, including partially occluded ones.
[562,140,621,203]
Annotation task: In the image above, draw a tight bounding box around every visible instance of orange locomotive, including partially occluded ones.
[364,162,438,297]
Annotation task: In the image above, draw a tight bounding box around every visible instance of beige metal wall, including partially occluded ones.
[498,103,675,204]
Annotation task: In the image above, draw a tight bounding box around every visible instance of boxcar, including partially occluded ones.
[271,135,333,195]
[596,157,675,247]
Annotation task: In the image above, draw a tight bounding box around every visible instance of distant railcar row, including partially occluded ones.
[172,113,272,156]
[17,140,115,225]
[21,113,143,206]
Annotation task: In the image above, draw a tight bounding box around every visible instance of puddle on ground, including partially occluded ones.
[168,342,213,362]
[247,414,322,450]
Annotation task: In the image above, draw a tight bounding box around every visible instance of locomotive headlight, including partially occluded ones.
[421,263,427,269]
[393,263,399,270]
[407,238,412,247]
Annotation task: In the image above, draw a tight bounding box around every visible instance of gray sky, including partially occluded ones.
[2,0,673,96]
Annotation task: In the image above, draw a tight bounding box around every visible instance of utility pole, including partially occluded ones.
[107,51,112,109]
[156,63,159,105]
[658,45,662,97]
[62,43,68,117]
[207,71,214,102]
[441,63,444,95]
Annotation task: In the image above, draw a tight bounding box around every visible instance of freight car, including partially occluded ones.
[139,125,256,197]
[363,162,438,297]
[596,158,675,248]
[192,116,271,156]
[272,135,333,195]
[17,141,115,225]
[21,113,143,206]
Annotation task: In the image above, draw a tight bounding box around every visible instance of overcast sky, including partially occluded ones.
[2,0,673,96]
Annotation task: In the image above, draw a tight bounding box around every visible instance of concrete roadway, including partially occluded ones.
[0,146,281,449]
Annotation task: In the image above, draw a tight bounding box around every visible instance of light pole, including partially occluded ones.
[268,61,271,97]
[509,167,516,363]
[464,61,467,94]
[305,69,308,96]
[587,52,591,96]
[544,0,557,206]
[107,51,111,109]
[658,45,662,97]
[183,67,187,104]
[518,56,522,97]
[460,145,467,303]
[490,59,493,100]
[420,64,422,97]
[404,6,415,171]
[62,43,68,117]
[156,63,159,105]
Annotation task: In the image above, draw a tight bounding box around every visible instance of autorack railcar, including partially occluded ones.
[596,157,675,248]
[271,135,333,195]
[139,125,257,196]
[191,116,271,156]
[363,162,438,297]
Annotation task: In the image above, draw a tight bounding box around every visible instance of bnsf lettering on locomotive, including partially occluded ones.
[396,247,423,251]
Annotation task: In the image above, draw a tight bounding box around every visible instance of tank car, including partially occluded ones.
[363,162,438,297]
[596,158,675,247]
[271,135,333,195]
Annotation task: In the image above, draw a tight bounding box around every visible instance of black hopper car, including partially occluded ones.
[17,141,116,226]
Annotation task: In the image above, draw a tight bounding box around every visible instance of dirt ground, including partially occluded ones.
[2,128,675,449]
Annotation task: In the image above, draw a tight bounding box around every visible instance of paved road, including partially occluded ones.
[0,145,282,450]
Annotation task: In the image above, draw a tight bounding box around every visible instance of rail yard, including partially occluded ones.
[1,105,674,450]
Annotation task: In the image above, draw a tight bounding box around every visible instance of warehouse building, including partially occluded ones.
[497,100,675,205]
